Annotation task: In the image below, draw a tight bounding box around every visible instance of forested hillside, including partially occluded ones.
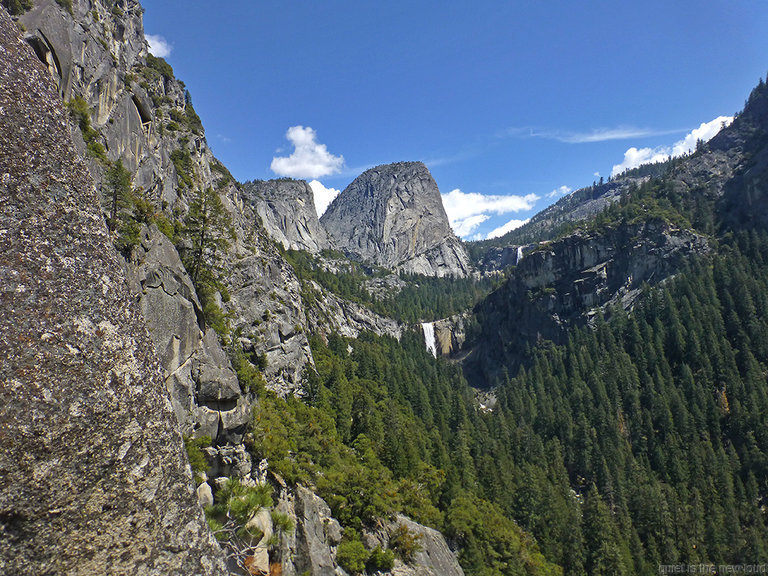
[245,78,768,575]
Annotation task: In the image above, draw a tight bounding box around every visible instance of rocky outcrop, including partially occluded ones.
[363,516,465,576]
[124,224,250,442]
[432,313,470,357]
[304,281,403,340]
[275,485,345,576]
[469,219,709,384]
[243,179,331,253]
[0,8,226,573]
[321,162,471,277]
[474,177,647,271]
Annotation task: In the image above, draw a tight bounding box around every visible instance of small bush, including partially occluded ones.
[183,435,212,483]
[67,97,108,163]
[146,53,174,80]
[170,144,194,189]
[230,347,266,395]
[336,538,368,575]
[366,545,395,572]
[389,524,422,564]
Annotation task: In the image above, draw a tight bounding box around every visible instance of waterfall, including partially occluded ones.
[517,246,524,264]
[421,322,437,358]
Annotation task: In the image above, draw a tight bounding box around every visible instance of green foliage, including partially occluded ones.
[248,329,560,573]
[477,231,768,573]
[285,249,498,323]
[211,160,235,188]
[105,160,132,229]
[170,140,194,189]
[270,510,294,535]
[146,53,174,80]
[183,435,211,483]
[388,524,422,564]
[229,346,266,395]
[336,536,369,575]
[3,0,32,15]
[67,96,108,162]
[102,160,161,256]
[366,545,395,572]
[446,494,562,576]
[168,105,203,135]
[205,478,273,542]
[153,212,182,244]
[180,186,235,335]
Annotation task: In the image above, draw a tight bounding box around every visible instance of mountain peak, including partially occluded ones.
[321,161,471,277]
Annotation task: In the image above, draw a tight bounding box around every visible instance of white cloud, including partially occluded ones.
[146,34,172,58]
[547,185,572,199]
[441,188,539,239]
[671,116,733,157]
[528,126,683,144]
[612,116,733,177]
[453,215,490,237]
[486,218,530,239]
[271,126,344,179]
[308,180,340,217]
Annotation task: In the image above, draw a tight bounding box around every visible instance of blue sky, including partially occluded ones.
[141,1,768,240]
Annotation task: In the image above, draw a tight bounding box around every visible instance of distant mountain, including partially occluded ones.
[321,161,472,277]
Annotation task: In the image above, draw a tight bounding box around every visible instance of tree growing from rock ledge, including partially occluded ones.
[183,186,233,285]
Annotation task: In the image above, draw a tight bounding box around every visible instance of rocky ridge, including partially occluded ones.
[321,162,472,278]
[0,8,227,572]
[470,219,709,383]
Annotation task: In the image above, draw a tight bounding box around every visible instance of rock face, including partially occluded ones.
[124,224,250,442]
[432,313,470,357]
[304,281,403,340]
[470,219,709,384]
[321,162,471,277]
[18,0,316,398]
[363,516,465,576]
[275,485,345,576]
[243,179,331,253]
[0,8,227,573]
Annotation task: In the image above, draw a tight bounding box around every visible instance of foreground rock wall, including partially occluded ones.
[0,10,227,574]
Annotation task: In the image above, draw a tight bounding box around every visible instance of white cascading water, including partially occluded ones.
[517,246,524,264]
[422,322,437,358]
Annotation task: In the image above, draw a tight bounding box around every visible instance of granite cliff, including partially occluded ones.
[243,178,332,253]
[468,218,709,384]
[16,0,315,406]
[321,162,472,278]
[0,8,227,573]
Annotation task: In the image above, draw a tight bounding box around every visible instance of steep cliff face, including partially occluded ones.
[0,8,227,573]
[321,162,471,277]
[17,0,314,401]
[243,179,332,253]
[470,219,709,383]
